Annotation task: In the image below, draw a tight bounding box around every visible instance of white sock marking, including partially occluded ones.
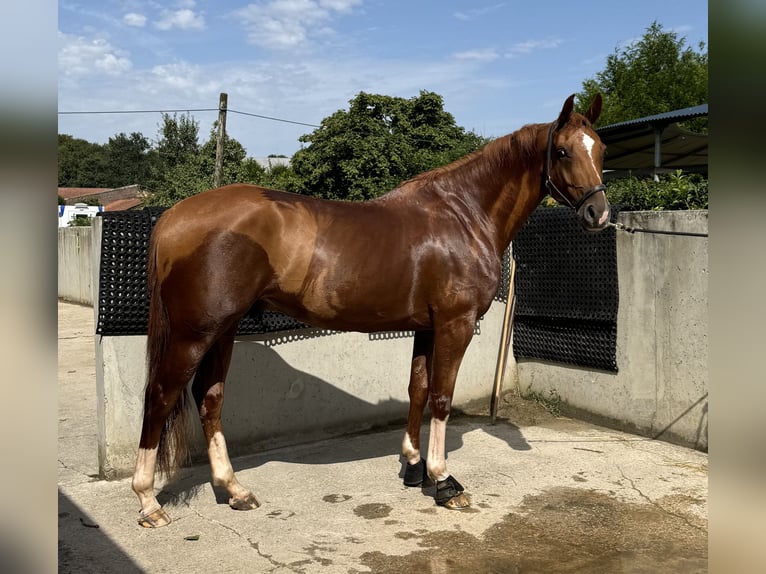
[209,431,235,486]
[402,432,421,465]
[133,447,161,514]
[427,417,449,481]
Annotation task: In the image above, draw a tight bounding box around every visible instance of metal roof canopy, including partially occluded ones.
[596,104,708,178]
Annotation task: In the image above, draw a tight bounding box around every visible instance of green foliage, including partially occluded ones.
[145,156,210,207]
[523,389,563,417]
[58,134,109,187]
[154,113,200,169]
[291,91,489,200]
[257,164,304,192]
[145,121,252,207]
[575,22,708,131]
[58,195,66,205]
[105,132,155,188]
[606,171,708,210]
[67,215,93,227]
[199,123,248,184]
[80,196,103,206]
[58,132,156,188]
[143,113,203,206]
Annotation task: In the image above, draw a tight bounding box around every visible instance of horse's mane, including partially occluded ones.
[404,122,546,190]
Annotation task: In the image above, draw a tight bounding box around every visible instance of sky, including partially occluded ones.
[58,1,708,158]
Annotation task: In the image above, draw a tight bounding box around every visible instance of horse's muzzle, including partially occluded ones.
[576,188,611,232]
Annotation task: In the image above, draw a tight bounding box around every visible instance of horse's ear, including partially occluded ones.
[556,94,576,129]
[585,93,603,124]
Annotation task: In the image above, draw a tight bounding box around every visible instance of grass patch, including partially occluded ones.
[522,389,564,417]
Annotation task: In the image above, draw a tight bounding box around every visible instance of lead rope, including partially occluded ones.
[607,221,708,238]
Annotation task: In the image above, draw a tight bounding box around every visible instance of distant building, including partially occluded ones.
[58,184,147,211]
[251,157,291,170]
[58,203,104,227]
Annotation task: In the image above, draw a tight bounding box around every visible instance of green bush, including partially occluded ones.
[68,216,93,227]
[605,171,707,210]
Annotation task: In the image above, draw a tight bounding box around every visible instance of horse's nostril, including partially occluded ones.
[586,204,597,222]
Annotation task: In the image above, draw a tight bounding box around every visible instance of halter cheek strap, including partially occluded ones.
[543,121,606,211]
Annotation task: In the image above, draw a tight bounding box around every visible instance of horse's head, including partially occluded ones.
[544,93,611,232]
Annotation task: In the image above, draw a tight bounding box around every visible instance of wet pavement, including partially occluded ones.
[58,301,707,573]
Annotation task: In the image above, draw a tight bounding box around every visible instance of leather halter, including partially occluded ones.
[543,121,606,211]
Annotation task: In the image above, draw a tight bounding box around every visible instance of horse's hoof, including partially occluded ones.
[440,492,471,510]
[138,507,171,528]
[435,475,470,509]
[229,492,260,510]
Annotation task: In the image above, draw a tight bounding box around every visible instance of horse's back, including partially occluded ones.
[150,183,497,333]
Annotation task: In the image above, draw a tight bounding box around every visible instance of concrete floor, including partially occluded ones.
[58,301,708,573]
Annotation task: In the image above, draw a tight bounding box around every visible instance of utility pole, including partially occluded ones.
[213,92,228,189]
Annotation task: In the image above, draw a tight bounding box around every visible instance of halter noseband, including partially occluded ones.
[543,121,606,211]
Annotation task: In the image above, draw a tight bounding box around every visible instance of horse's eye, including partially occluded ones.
[557,148,568,159]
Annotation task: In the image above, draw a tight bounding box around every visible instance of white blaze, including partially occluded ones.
[580,133,602,181]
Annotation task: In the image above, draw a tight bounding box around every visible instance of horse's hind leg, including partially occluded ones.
[192,328,260,511]
[402,330,434,487]
[132,337,208,527]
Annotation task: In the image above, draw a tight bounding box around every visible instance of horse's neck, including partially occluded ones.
[441,131,547,254]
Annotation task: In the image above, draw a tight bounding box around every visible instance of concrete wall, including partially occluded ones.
[515,210,708,450]
[80,211,707,478]
[58,226,94,305]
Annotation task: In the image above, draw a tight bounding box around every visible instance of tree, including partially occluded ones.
[58,134,108,187]
[290,91,489,201]
[104,132,155,188]
[145,120,252,207]
[155,112,200,169]
[59,132,156,188]
[144,113,204,206]
[199,123,248,185]
[575,22,707,130]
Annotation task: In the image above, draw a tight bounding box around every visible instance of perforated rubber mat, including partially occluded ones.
[511,207,619,372]
[96,208,512,337]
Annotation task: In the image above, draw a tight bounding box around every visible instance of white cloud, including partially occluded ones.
[155,9,206,31]
[123,13,147,27]
[453,48,499,62]
[506,37,562,57]
[58,31,132,77]
[148,61,219,95]
[236,0,362,49]
[318,0,361,11]
[454,3,507,22]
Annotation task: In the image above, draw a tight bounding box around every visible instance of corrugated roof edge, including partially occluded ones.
[597,104,708,132]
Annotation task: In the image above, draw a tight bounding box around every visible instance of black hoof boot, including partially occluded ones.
[435,475,471,509]
[403,459,432,487]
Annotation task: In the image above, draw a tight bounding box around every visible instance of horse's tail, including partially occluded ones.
[145,227,192,478]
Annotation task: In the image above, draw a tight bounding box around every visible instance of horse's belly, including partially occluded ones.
[265,281,431,333]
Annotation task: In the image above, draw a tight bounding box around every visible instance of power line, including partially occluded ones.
[58,108,218,115]
[229,109,320,128]
[57,106,321,128]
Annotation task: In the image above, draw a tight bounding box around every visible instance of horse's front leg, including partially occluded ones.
[402,330,434,487]
[426,315,475,509]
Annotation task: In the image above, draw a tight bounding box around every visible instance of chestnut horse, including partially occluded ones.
[132,94,610,527]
